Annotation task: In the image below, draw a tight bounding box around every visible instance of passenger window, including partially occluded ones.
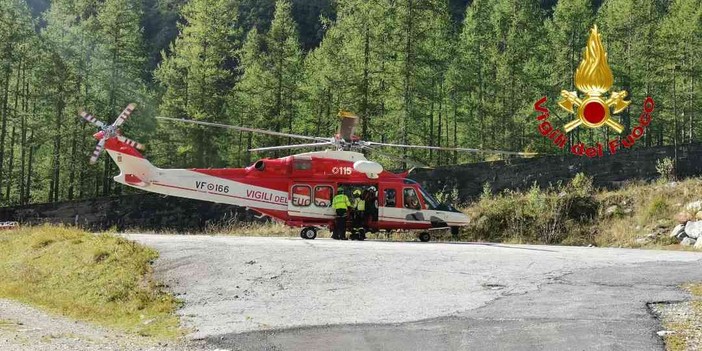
[384,188,397,207]
[314,186,333,207]
[403,188,421,210]
[291,185,311,207]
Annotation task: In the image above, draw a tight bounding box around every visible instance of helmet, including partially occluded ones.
[368,186,377,192]
[353,189,361,197]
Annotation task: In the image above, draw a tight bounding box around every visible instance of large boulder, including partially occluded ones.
[686,200,702,212]
[669,224,685,238]
[695,239,702,249]
[680,237,697,246]
[684,221,702,239]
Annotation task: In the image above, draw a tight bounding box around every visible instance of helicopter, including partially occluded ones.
[79,106,535,242]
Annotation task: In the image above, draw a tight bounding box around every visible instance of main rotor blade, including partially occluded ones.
[157,117,330,142]
[89,138,106,165]
[113,103,136,127]
[249,142,335,152]
[117,135,145,150]
[365,142,538,157]
[79,111,106,128]
[361,145,429,168]
[338,111,358,141]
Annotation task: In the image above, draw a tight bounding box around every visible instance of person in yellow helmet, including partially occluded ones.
[332,187,352,240]
[352,189,366,233]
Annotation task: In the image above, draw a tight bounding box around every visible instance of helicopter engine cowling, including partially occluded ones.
[353,160,383,177]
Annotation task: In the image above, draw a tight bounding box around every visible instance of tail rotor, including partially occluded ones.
[79,103,145,165]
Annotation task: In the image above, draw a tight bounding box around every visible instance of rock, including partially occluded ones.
[684,221,702,239]
[669,224,685,238]
[657,330,675,337]
[695,239,702,249]
[697,211,702,220]
[685,200,702,212]
[676,231,688,241]
[680,237,696,246]
[674,211,692,224]
[605,205,619,217]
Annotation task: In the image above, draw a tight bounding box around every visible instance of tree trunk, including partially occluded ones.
[5,126,15,202]
[0,65,12,198]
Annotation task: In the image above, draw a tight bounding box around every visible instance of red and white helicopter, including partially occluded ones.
[79,105,534,242]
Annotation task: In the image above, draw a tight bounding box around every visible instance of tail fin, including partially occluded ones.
[104,138,157,187]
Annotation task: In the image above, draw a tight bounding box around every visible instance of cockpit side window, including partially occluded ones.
[403,188,421,210]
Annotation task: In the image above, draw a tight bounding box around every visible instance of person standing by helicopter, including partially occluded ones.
[332,187,352,240]
[352,189,366,232]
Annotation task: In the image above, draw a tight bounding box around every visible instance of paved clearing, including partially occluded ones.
[124,234,702,350]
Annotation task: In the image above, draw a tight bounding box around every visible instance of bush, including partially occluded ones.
[465,174,598,245]
[656,157,676,182]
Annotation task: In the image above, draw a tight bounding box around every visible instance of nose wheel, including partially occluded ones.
[300,227,317,240]
[418,232,431,242]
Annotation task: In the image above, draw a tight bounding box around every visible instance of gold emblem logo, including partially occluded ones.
[558,25,630,133]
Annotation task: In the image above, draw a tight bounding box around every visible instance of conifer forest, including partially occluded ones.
[0,0,700,205]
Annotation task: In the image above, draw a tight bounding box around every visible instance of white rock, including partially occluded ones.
[694,238,702,249]
[669,224,685,238]
[680,237,696,246]
[657,330,675,337]
[684,221,702,239]
[685,200,702,212]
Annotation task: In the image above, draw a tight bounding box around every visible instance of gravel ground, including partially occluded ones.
[652,296,702,350]
[0,299,205,351]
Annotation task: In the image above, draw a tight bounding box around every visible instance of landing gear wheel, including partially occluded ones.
[358,229,366,241]
[300,227,317,240]
[419,232,431,242]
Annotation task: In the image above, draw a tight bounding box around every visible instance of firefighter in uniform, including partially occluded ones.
[332,187,352,240]
[352,189,366,232]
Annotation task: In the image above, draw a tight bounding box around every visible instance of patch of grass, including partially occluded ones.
[0,225,182,339]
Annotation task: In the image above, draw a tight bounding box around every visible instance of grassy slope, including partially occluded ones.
[462,175,702,249]
[0,225,181,338]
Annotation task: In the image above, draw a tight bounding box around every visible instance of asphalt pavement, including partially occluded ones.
[123,235,702,350]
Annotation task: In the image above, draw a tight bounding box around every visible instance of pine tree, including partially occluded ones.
[155,0,240,167]
[655,0,702,147]
[598,0,662,142]
[266,0,303,144]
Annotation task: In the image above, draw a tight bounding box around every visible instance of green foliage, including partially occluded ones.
[0,225,181,338]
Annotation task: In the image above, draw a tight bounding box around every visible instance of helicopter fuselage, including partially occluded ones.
[104,138,469,238]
